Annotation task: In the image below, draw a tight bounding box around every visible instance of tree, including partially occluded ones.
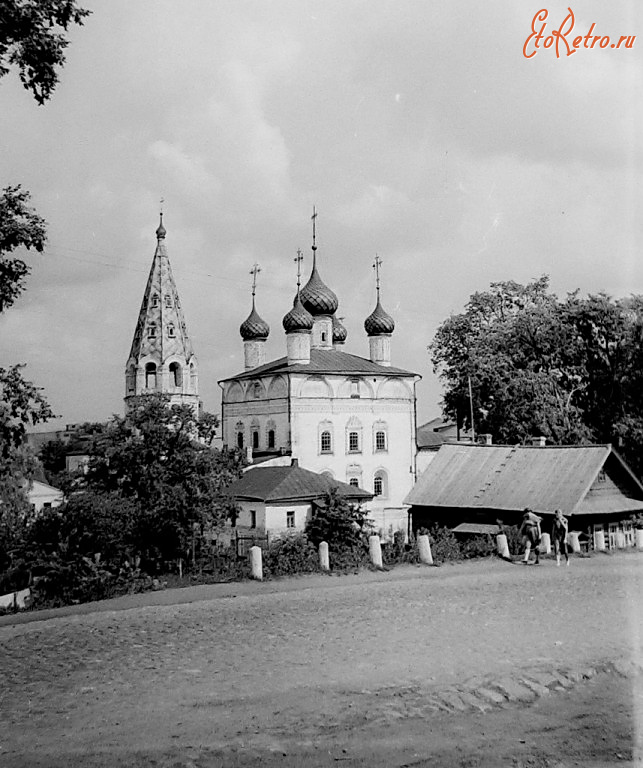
[0,185,48,312]
[0,0,91,104]
[80,395,245,565]
[430,278,643,475]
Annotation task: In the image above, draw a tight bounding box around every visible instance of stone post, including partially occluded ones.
[539,532,551,555]
[369,535,383,568]
[250,545,263,580]
[636,529,643,549]
[594,530,606,551]
[568,531,581,554]
[319,541,330,571]
[417,534,433,565]
[496,533,510,559]
[616,530,626,549]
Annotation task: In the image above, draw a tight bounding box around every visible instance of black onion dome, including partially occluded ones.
[364,299,395,336]
[240,301,270,340]
[332,314,347,343]
[300,262,338,316]
[156,213,166,239]
[283,293,314,333]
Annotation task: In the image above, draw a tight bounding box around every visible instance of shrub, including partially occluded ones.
[382,530,420,565]
[263,533,320,578]
[427,525,462,563]
[460,535,496,559]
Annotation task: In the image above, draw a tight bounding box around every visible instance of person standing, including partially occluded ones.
[519,508,542,564]
[551,508,570,566]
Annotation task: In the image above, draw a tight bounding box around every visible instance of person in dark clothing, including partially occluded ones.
[519,508,542,564]
[552,508,570,566]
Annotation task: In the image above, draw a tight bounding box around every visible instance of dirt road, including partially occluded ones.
[1,553,643,767]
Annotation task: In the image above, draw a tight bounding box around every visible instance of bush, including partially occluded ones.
[460,535,496,559]
[426,525,462,563]
[382,530,420,565]
[263,533,320,578]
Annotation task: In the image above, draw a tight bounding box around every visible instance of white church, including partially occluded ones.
[126,212,420,538]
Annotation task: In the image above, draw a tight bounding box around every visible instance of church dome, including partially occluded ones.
[156,213,166,240]
[364,299,395,336]
[300,262,339,316]
[283,293,314,333]
[240,301,270,341]
[332,315,347,343]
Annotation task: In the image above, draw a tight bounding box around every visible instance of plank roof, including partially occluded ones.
[224,463,373,504]
[404,443,643,516]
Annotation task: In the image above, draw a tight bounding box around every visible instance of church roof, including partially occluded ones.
[221,347,417,382]
[364,297,395,335]
[240,298,270,340]
[225,462,372,503]
[127,214,195,364]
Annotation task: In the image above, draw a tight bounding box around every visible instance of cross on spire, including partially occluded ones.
[373,254,382,298]
[160,196,164,214]
[311,206,318,252]
[250,263,261,297]
[294,248,304,290]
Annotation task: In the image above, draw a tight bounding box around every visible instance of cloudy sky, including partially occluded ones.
[2,0,642,431]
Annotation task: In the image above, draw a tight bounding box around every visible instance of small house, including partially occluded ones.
[405,442,643,549]
[224,458,373,536]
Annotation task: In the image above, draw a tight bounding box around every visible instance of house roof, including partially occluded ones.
[416,421,448,448]
[224,462,374,504]
[404,443,643,516]
[220,347,416,382]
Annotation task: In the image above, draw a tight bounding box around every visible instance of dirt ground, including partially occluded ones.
[1,552,643,767]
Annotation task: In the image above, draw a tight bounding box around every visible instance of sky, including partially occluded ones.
[2,0,643,432]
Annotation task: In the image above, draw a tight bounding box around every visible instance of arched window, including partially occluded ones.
[167,324,176,338]
[268,430,275,449]
[235,421,244,449]
[320,431,332,453]
[151,295,159,308]
[126,365,136,393]
[169,362,182,387]
[375,431,387,451]
[373,471,388,498]
[252,430,259,450]
[147,324,156,339]
[348,431,360,452]
[145,362,157,389]
[349,477,359,487]
[252,382,262,399]
[164,294,172,308]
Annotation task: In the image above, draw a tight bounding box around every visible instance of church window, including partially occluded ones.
[348,431,360,453]
[252,382,262,399]
[320,431,332,453]
[169,362,182,387]
[237,431,244,449]
[252,430,259,450]
[167,324,176,338]
[375,430,387,451]
[374,471,388,498]
[145,362,157,389]
[151,295,159,308]
[147,324,156,338]
[164,294,172,308]
[286,510,295,528]
[268,429,275,449]
[249,510,257,529]
[349,478,359,487]
[350,379,360,398]
[321,332,327,342]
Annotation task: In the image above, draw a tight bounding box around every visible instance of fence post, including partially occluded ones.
[496,533,510,559]
[417,534,433,565]
[319,541,330,571]
[568,531,581,554]
[250,546,263,580]
[539,532,551,555]
[369,535,383,568]
[636,529,643,549]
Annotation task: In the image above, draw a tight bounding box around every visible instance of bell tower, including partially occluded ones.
[124,211,199,413]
